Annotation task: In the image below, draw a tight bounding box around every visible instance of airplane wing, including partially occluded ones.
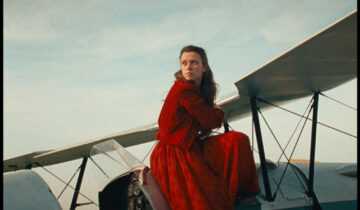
[4,124,158,172]
[4,10,356,172]
[220,10,357,121]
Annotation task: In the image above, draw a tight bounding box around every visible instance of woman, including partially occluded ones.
[150,45,259,210]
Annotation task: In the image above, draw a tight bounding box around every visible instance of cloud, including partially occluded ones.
[4,69,166,158]
[260,13,308,45]
[4,1,261,60]
[259,1,356,45]
[4,0,357,161]
[4,0,131,42]
[4,4,56,42]
[73,7,235,61]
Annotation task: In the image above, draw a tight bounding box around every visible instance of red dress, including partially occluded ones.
[150,79,259,210]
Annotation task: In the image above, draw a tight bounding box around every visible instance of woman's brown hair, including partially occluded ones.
[175,45,218,106]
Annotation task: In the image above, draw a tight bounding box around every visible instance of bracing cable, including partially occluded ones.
[276,97,314,163]
[257,105,310,197]
[35,162,98,206]
[57,166,80,199]
[258,109,290,162]
[319,92,357,111]
[141,141,157,163]
[257,97,356,139]
[271,100,314,200]
[88,156,110,179]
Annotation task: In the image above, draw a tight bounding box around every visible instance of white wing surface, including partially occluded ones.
[4,10,356,172]
[4,124,158,172]
[221,10,357,121]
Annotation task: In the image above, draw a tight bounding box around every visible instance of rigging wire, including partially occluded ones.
[35,162,98,206]
[258,109,290,162]
[256,97,357,139]
[270,177,286,199]
[271,100,314,200]
[289,164,312,194]
[276,97,314,164]
[141,141,158,163]
[257,106,310,195]
[88,156,110,179]
[319,92,357,111]
[57,166,80,199]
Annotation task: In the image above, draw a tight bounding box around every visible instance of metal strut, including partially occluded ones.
[70,157,88,210]
[250,97,273,201]
[308,92,322,210]
[309,92,319,195]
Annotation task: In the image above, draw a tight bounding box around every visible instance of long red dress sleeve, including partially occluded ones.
[179,88,224,130]
[155,79,223,150]
[150,79,259,210]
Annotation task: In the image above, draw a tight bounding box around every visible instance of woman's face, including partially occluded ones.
[180,51,205,85]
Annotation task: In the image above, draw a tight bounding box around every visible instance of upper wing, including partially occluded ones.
[4,10,357,172]
[4,124,158,172]
[220,10,357,121]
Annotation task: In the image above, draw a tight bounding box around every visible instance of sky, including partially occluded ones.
[4,1,357,209]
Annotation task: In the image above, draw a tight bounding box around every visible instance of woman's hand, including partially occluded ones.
[214,104,222,110]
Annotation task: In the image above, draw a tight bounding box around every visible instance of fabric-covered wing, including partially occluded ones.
[220,10,357,121]
[3,10,356,172]
[4,125,158,172]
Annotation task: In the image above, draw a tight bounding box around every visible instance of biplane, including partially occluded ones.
[4,10,357,210]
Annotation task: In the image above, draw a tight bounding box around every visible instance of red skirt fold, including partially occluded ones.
[150,131,259,210]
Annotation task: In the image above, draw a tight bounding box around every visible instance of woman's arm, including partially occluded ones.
[179,89,224,129]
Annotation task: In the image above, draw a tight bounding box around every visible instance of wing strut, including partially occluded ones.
[308,92,322,210]
[250,97,273,201]
[308,92,319,195]
[70,157,88,210]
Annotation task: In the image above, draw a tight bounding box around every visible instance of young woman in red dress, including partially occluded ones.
[150,45,259,210]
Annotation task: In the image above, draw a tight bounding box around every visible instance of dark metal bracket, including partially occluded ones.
[70,156,88,210]
[250,97,273,201]
[249,92,322,208]
[307,92,322,210]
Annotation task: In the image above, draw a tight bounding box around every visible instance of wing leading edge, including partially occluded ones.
[4,10,357,172]
[222,10,357,121]
[3,124,158,172]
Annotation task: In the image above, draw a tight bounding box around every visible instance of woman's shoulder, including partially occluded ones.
[172,79,198,92]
